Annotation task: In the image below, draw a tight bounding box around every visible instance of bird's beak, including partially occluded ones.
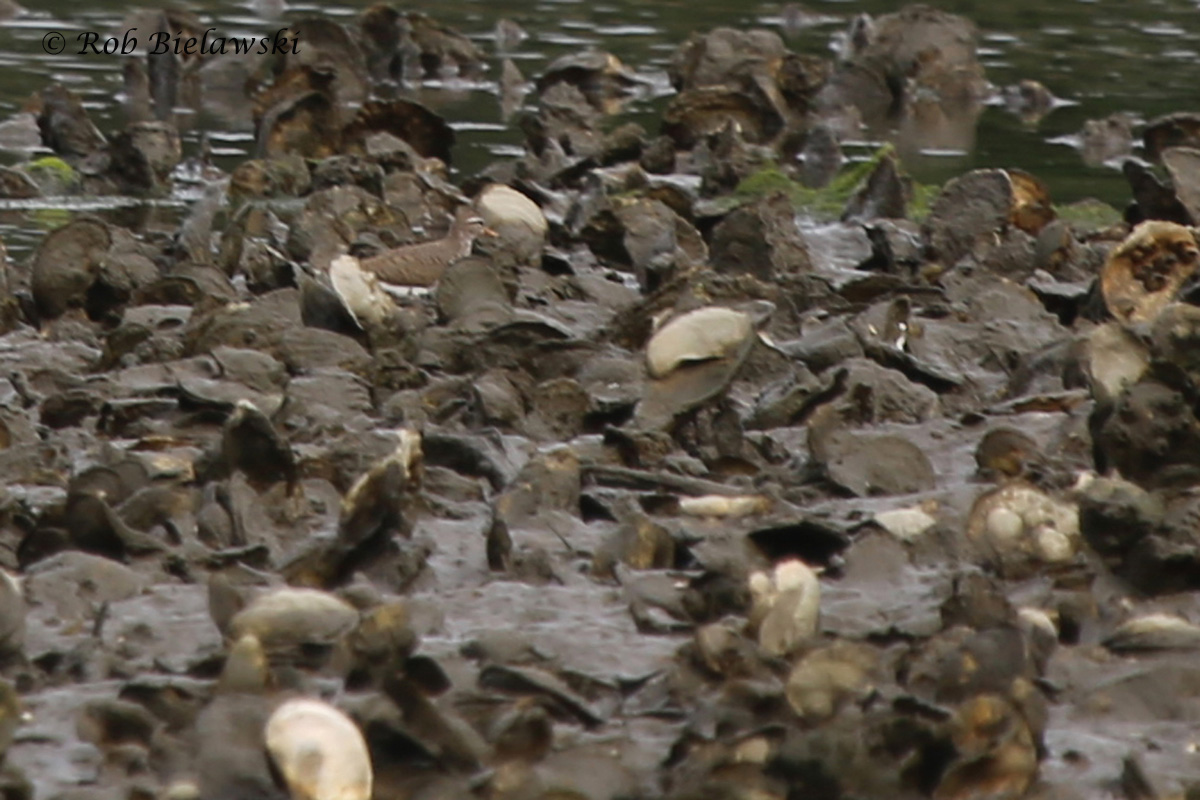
[482,227,500,238]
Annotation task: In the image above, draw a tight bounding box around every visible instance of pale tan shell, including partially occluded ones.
[748,559,820,657]
[645,306,753,379]
[265,698,372,800]
[873,502,938,542]
[229,588,359,649]
[1085,322,1149,404]
[677,494,771,518]
[475,184,547,235]
[1104,613,1200,651]
[1017,607,1058,641]
[329,255,392,328]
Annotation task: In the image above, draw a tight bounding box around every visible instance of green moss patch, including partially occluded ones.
[730,145,940,221]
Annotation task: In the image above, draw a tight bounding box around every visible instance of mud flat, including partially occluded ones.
[0,4,1196,800]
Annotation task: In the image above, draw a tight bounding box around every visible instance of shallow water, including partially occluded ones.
[0,0,1193,252]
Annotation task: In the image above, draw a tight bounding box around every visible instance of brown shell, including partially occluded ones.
[1100,220,1200,324]
[1143,111,1200,162]
[1006,169,1055,235]
[341,99,455,165]
[30,218,111,320]
[661,86,784,149]
[252,66,341,160]
[1161,146,1200,222]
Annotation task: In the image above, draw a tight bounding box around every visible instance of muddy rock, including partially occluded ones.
[537,50,640,112]
[8,6,1200,800]
[669,28,788,92]
[1143,111,1200,162]
[924,168,1054,268]
[710,194,812,278]
[34,83,106,160]
[1091,377,1200,488]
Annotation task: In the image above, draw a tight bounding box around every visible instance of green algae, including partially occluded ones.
[730,145,940,221]
[27,156,76,183]
[26,156,80,195]
[1054,198,1122,232]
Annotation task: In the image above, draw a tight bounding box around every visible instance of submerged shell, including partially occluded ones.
[645,306,754,379]
[265,698,372,800]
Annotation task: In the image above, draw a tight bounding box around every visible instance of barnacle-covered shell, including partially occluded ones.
[966,481,1080,577]
[1100,220,1199,324]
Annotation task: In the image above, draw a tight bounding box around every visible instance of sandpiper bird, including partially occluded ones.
[357,206,494,295]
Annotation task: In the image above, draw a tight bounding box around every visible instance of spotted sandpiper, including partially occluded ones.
[357,206,494,293]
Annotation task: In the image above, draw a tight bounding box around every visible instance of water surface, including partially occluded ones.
[0,0,1194,253]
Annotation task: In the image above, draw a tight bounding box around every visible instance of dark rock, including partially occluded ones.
[710,194,812,279]
[1091,378,1200,488]
[536,50,639,111]
[1143,111,1200,163]
[34,83,106,159]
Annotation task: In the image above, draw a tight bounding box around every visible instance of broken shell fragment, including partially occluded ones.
[222,399,299,495]
[340,431,424,544]
[265,698,372,800]
[1100,220,1199,324]
[873,501,938,543]
[1161,146,1200,222]
[924,168,1054,266]
[677,494,772,518]
[936,694,1038,800]
[1006,169,1056,235]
